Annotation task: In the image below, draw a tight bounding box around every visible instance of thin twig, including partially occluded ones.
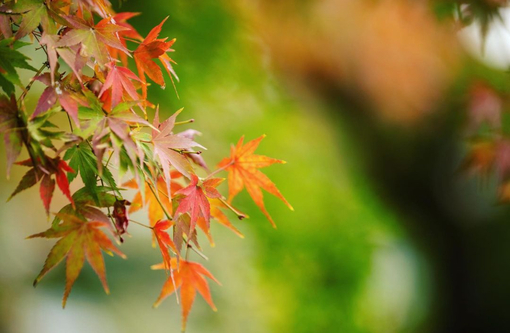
[219,197,248,220]
[204,160,233,180]
[129,219,153,229]
[18,64,46,103]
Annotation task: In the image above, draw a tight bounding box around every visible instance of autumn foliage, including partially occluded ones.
[0,0,292,330]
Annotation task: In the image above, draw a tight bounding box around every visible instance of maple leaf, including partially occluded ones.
[98,62,141,110]
[107,12,143,66]
[9,157,75,215]
[174,174,223,235]
[64,142,118,203]
[153,220,177,270]
[197,198,244,247]
[71,0,113,17]
[0,39,37,95]
[3,0,56,40]
[40,33,88,85]
[51,186,117,229]
[218,135,293,227]
[32,73,89,125]
[124,173,183,228]
[152,108,203,196]
[92,104,149,173]
[179,129,209,171]
[152,259,220,331]
[57,15,129,68]
[134,17,178,99]
[29,214,125,307]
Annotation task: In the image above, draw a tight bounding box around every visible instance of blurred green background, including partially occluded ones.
[3,1,510,333]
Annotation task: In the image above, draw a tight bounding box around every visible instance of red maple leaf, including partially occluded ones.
[174,174,223,235]
[98,62,142,110]
[9,157,75,215]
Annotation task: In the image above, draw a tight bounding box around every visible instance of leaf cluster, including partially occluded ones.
[0,0,292,330]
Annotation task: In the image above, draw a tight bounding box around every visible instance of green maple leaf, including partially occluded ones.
[12,0,55,39]
[0,39,37,95]
[57,16,129,68]
[64,143,121,205]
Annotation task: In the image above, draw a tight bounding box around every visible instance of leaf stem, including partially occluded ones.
[18,64,46,103]
[174,119,194,126]
[188,243,209,260]
[129,219,153,229]
[219,197,248,220]
[204,160,233,180]
[147,180,173,221]
[66,112,74,132]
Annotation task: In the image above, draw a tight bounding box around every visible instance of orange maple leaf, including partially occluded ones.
[197,198,244,247]
[152,259,220,331]
[218,135,293,227]
[153,219,177,270]
[29,214,125,307]
[123,173,183,228]
[134,17,178,100]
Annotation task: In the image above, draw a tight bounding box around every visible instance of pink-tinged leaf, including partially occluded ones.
[0,15,12,38]
[152,109,203,197]
[58,92,80,124]
[40,34,59,85]
[99,63,141,109]
[34,74,88,125]
[33,86,58,118]
[81,207,110,225]
[174,174,222,234]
